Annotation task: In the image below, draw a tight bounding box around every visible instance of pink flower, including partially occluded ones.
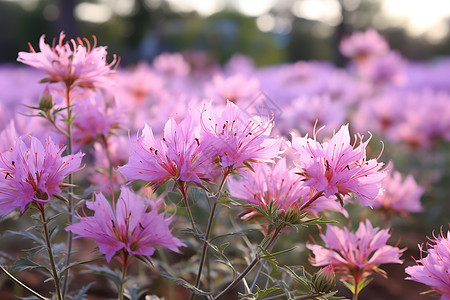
[228,158,304,213]
[200,101,281,170]
[290,124,385,207]
[72,94,124,148]
[373,165,423,214]
[406,228,450,299]
[308,219,403,279]
[66,186,185,262]
[0,136,84,216]
[17,32,117,101]
[119,115,212,187]
[204,73,260,104]
[339,29,389,61]
[228,158,347,221]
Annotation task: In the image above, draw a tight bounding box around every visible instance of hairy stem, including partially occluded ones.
[179,182,198,235]
[119,252,129,300]
[38,204,63,300]
[189,170,231,300]
[62,84,74,298]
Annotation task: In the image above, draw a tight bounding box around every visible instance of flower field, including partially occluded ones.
[0,29,449,300]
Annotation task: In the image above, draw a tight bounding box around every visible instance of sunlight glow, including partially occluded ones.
[382,0,450,40]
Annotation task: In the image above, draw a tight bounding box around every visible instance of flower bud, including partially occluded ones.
[38,86,54,111]
[312,265,336,293]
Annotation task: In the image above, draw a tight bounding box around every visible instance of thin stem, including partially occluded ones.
[179,182,198,235]
[213,227,282,300]
[188,170,231,300]
[0,264,50,300]
[189,202,217,300]
[352,270,360,300]
[119,252,129,300]
[62,84,74,298]
[101,134,115,189]
[38,204,63,300]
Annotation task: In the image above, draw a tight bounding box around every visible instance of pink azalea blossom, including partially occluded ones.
[339,29,389,61]
[406,228,450,299]
[372,165,423,214]
[0,136,84,216]
[17,32,117,101]
[290,124,385,207]
[200,101,281,170]
[66,186,185,262]
[308,219,403,280]
[119,115,212,187]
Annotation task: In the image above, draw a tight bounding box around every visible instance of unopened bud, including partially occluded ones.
[38,86,54,111]
[281,205,304,225]
[312,265,336,293]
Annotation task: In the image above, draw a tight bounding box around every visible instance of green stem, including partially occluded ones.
[119,252,129,300]
[179,182,198,235]
[213,227,282,300]
[0,264,50,300]
[38,204,63,300]
[188,170,231,300]
[62,84,74,298]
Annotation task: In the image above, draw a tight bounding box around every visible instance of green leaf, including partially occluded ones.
[6,229,45,244]
[282,266,312,293]
[81,265,123,291]
[58,256,102,277]
[239,285,280,299]
[124,284,148,300]
[70,282,94,300]
[10,258,51,275]
[161,272,212,297]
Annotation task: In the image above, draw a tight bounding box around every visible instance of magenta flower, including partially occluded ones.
[72,94,124,148]
[373,165,423,215]
[290,124,385,207]
[119,115,212,187]
[17,32,117,101]
[308,219,403,296]
[200,101,281,170]
[339,29,389,61]
[0,136,84,216]
[228,158,347,222]
[66,186,185,262]
[406,228,450,299]
[228,158,303,215]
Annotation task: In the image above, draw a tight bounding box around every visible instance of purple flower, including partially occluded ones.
[119,115,212,187]
[17,32,117,101]
[200,101,281,170]
[228,158,303,215]
[340,29,389,61]
[0,136,84,215]
[373,164,423,214]
[290,124,385,207]
[308,220,403,282]
[66,186,185,263]
[406,228,450,299]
